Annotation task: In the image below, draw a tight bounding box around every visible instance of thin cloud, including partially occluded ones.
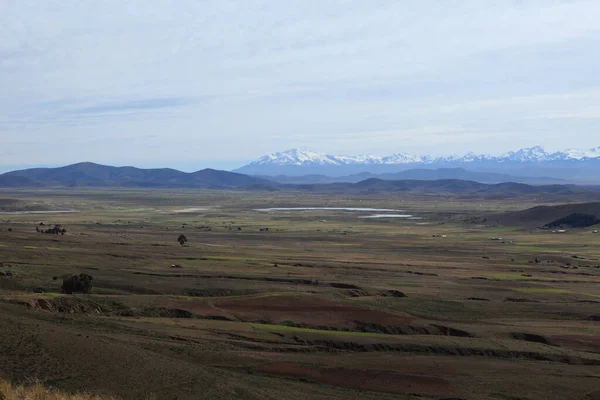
[72,97,200,114]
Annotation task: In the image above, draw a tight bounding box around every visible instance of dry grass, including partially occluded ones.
[0,380,117,400]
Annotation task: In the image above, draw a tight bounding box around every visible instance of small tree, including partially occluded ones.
[177,234,188,247]
[62,273,93,294]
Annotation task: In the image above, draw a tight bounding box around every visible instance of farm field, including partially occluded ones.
[0,189,599,400]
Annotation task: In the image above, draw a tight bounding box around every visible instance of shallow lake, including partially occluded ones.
[0,210,79,215]
[358,214,415,219]
[255,207,402,212]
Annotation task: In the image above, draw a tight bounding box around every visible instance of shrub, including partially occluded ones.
[62,273,93,294]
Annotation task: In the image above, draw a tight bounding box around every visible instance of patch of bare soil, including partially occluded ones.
[213,295,416,329]
[258,362,453,396]
[552,335,600,352]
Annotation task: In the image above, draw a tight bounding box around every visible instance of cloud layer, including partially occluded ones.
[1,0,600,170]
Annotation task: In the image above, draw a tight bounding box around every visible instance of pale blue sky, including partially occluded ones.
[1,0,600,172]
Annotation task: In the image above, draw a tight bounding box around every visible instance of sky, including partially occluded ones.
[1,0,600,172]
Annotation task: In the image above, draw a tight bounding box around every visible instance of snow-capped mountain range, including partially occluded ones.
[234,146,600,181]
[244,146,600,167]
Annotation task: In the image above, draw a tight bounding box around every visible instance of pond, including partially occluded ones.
[358,214,415,219]
[254,207,422,220]
[0,210,79,215]
[255,207,402,212]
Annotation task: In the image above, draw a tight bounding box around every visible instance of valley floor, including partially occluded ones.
[0,189,599,400]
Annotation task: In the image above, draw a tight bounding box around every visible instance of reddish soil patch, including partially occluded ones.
[214,295,415,329]
[258,362,453,396]
[553,335,600,351]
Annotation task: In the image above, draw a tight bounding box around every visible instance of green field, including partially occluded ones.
[0,188,599,400]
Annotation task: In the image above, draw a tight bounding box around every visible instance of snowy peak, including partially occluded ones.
[382,153,428,164]
[561,146,600,160]
[254,149,342,166]
[243,145,600,168]
[254,149,386,166]
[251,149,429,167]
[503,146,550,162]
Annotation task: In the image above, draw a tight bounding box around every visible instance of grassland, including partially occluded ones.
[0,188,599,400]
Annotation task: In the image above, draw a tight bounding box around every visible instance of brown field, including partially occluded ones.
[0,189,599,400]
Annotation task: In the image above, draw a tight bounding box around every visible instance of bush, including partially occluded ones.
[40,224,67,235]
[62,273,93,294]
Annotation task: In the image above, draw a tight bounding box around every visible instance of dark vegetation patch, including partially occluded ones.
[139,307,193,318]
[37,224,67,235]
[430,324,473,337]
[27,296,127,314]
[23,296,194,319]
[383,290,406,298]
[483,202,600,227]
[61,273,93,294]
[405,270,438,276]
[504,298,539,303]
[295,340,600,365]
[329,283,361,289]
[544,213,600,229]
[352,322,471,337]
[182,288,259,297]
[509,332,556,346]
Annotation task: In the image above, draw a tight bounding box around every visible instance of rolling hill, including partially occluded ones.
[263,168,564,185]
[2,163,600,202]
[287,178,600,199]
[483,202,600,228]
[0,162,275,189]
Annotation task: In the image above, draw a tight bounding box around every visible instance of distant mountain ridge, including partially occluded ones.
[262,168,563,185]
[0,162,274,189]
[235,147,600,181]
[2,162,600,201]
[242,146,600,167]
[293,178,593,197]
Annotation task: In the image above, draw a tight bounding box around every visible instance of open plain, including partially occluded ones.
[0,189,599,400]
